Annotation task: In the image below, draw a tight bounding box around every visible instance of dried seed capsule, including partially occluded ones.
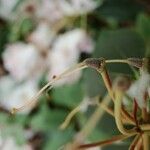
[127,58,144,68]
[84,58,105,71]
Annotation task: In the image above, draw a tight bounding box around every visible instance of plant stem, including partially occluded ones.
[79,134,131,149]
[76,94,111,141]
[135,137,142,150]
[98,100,114,117]
[128,134,141,150]
[114,90,137,136]
[106,59,128,64]
[100,68,135,125]
[60,105,81,130]
[142,133,149,150]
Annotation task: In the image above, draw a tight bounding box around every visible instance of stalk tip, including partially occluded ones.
[84,58,105,71]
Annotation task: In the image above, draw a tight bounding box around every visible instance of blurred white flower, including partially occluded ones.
[0,0,98,22]
[47,29,94,86]
[0,0,18,20]
[61,0,97,16]
[28,22,55,51]
[18,0,37,15]
[126,70,150,108]
[0,75,38,114]
[36,0,97,24]
[36,0,64,24]
[47,50,82,86]
[2,42,45,81]
[0,137,32,150]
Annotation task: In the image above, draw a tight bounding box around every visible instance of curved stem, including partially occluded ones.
[60,106,81,130]
[114,90,137,136]
[11,62,87,114]
[100,68,135,125]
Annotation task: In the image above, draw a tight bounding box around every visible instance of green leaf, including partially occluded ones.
[88,128,111,142]
[9,114,29,126]
[0,112,9,123]
[136,13,150,41]
[1,125,26,145]
[94,28,145,58]
[8,18,34,42]
[52,81,84,108]
[83,69,106,97]
[20,18,34,36]
[97,0,144,22]
[30,104,67,131]
[43,128,74,150]
[0,113,27,145]
[94,29,145,71]
[103,145,129,150]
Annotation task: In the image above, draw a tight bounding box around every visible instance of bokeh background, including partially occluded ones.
[0,0,150,150]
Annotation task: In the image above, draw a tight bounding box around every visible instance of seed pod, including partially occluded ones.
[127,58,144,68]
[84,58,105,71]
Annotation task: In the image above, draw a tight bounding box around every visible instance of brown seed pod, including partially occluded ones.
[84,58,105,71]
[127,58,144,68]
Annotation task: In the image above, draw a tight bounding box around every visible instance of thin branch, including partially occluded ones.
[78,134,131,149]
[128,134,141,150]
[98,100,114,117]
[11,62,87,114]
[135,137,142,150]
[114,90,137,136]
[60,106,81,130]
[100,67,135,125]
[142,133,149,150]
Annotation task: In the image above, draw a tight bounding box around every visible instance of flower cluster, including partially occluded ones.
[0,0,95,115]
[0,1,97,149]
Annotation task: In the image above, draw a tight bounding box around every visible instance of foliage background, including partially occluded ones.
[0,0,150,150]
